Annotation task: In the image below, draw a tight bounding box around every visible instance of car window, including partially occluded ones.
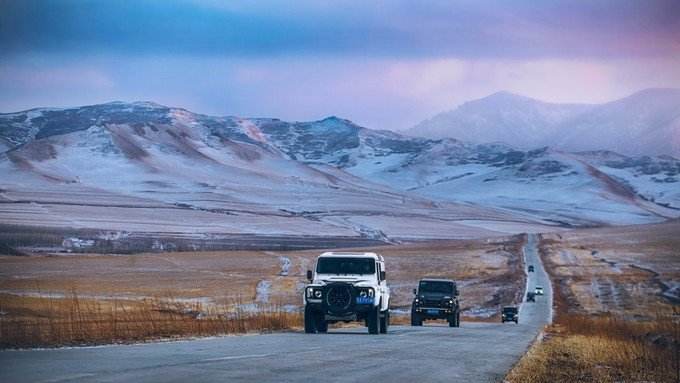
[316,257,376,275]
[419,281,453,293]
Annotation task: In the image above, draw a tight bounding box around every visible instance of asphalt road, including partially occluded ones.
[0,234,552,383]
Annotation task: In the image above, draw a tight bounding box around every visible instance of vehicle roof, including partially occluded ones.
[419,278,456,284]
[318,252,383,261]
[535,285,543,288]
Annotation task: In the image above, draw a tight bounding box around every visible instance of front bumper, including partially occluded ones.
[413,306,455,319]
[306,302,375,317]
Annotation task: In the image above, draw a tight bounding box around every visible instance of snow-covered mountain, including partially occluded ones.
[1,101,678,246]
[411,88,680,156]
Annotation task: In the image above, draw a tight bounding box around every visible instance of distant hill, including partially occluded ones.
[411,88,680,157]
[0,101,678,244]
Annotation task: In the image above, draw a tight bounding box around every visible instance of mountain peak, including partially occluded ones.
[411,88,680,156]
[102,100,171,109]
[485,90,530,100]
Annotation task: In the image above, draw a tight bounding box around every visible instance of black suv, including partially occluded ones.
[411,279,460,327]
[501,306,519,323]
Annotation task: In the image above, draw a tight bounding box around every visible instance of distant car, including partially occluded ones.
[501,306,519,324]
[526,292,536,302]
[535,286,544,295]
[528,265,535,272]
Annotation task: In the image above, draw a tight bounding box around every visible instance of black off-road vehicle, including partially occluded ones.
[411,279,460,327]
[501,306,519,323]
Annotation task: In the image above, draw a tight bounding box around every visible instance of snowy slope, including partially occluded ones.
[1,101,678,243]
[411,91,592,148]
[249,114,678,224]
[411,88,680,156]
[554,88,680,156]
[0,103,544,241]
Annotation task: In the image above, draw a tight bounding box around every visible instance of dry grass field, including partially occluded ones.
[541,220,679,317]
[0,292,299,349]
[506,221,680,383]
[0,235,526,347]
[506,312,678,383]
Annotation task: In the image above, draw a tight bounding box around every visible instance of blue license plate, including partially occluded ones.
[356,296,374,304]
[427,309,439,315]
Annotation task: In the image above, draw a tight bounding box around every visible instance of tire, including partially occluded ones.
[304,305,316,334]
[368,306,380,334]
[410,312,422,326]
[316,318,328,333]
[380,309,389,334]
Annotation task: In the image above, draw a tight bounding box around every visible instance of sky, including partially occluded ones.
[1,0,679,130]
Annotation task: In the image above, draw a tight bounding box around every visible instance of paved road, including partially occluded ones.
[0,234,552,383]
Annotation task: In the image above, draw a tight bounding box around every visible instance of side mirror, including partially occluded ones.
[306,270,313,282]
[413,288,417,295]
[380,271,386,281]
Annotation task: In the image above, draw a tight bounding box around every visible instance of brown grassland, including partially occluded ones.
[0,234,526,348]
[506,222,680,383]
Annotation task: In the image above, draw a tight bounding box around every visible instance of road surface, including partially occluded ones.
[0,234,552,383]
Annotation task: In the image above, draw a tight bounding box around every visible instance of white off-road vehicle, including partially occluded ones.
[303,252,390,334]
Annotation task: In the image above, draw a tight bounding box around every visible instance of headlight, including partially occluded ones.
[359,290,367,297]
[358,288,374,298]
[448,299,454,305]
[306,287,322,299]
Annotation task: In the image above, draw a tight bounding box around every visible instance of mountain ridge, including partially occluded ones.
[411,88,680,156]
[1,101,679,243]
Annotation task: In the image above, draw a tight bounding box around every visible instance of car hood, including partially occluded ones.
[419,292,452,300]
[314,275,375,286]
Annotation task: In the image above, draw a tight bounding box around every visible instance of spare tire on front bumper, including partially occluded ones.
[323,283,356,316]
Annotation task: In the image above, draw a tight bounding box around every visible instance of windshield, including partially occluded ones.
[316,257,375,275]
[503,307,517,313]
[419,281,453,294]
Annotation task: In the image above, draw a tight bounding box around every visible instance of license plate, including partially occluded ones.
[356,296,374,304]
[427,309,439,315]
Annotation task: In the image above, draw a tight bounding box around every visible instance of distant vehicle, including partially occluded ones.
[526,292,536,302]
[411,279,460,327]
[303,252,390,335]
[528,265,534,272]
[501,306,519,323]
[535,286,544,295]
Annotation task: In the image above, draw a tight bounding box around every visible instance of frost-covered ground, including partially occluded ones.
[1,101,678,249]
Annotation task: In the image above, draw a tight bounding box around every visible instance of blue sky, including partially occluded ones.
[1,0,679,130]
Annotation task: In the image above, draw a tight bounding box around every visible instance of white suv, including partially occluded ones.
[303,252,390,334]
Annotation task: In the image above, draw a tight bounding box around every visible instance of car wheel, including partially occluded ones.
[316,315,328,333]
[304,305,316,333]
[380,309,389,333]
[368,306,380,334]
[410,312,422,326]
[450,312,460,327]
